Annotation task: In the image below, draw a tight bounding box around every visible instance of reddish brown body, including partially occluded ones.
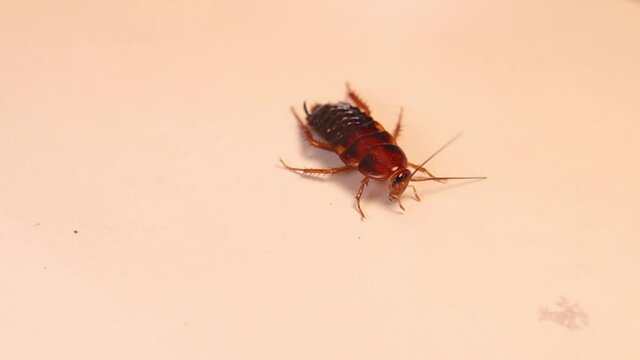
[280,84,485,219]
[306,102,407,179]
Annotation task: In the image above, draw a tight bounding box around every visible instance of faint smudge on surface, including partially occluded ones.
[539,297,589,330]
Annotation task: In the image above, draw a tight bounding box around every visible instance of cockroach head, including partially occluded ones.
[388,168,412,201]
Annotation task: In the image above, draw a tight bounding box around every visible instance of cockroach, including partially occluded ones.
[280,84,485,219]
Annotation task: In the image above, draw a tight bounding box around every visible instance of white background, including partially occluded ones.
[2,0,639,359]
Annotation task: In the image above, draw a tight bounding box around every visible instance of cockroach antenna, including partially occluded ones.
[410,133,486,182]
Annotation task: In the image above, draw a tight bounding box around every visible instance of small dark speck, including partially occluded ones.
[43,267,47,270]
[73,230,78,234]
[358,236,361,239]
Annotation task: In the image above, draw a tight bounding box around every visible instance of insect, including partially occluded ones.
[280,84,485,219]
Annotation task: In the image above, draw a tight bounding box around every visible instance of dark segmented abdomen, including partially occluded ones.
[307,102,403,172]
[307,102,380,147]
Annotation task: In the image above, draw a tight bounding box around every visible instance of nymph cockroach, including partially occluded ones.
[280,84,485,219]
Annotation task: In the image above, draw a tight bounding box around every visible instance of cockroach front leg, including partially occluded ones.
[355,177,370,220]
[279,158,351,176]
[346,83,371,115]
[409,185,421,201]
[408,162,445,183]
[396,186,420,212]
[291,107,334,151]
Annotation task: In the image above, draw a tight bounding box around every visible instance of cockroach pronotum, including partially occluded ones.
[280,84,485,219]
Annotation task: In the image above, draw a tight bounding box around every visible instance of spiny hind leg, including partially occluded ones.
[355,177,370,220]
[291,107,333,151]
[346,83,371,115]
[279,158,351,176]
[393,107,403,139]
[408,162,446,183]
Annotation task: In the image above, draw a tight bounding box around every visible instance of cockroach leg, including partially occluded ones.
[409,185,421,201]
[279,158,351,176]
[291,107,334,151]
[346,83,371,115]
[355,177,370,220]
[392,107,403,139]
[408,162,427,172]
[408,162,445,183]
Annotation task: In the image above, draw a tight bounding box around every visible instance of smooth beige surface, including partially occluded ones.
[2,1,640,359]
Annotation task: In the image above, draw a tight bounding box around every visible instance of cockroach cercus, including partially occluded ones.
[279,84,485,219]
